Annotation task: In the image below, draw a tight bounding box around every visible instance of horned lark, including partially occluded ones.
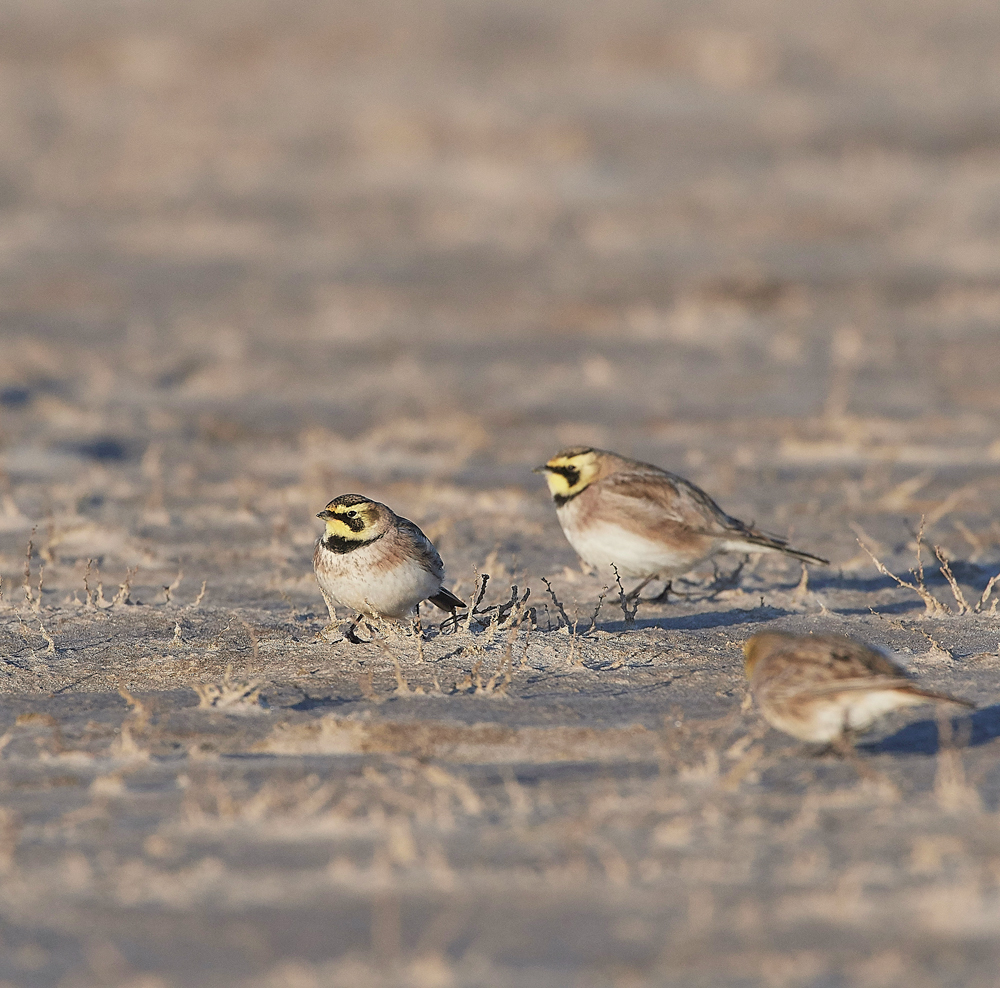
[535,446,826,599]
[744,631,974,748]
[313,494,464,640]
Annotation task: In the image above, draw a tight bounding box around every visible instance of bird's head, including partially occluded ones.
[743,632,792,678]
[316,494,387,543]
[533,446,603,505]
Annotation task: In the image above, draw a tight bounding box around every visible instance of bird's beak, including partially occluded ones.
[317,510,333,520]
[532,465,550,474]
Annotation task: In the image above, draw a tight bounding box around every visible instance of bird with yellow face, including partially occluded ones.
[744,631,974,749]
[313,494,464,641]
[536,446,826,600]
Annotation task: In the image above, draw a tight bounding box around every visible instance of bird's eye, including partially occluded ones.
[347,510,357,517]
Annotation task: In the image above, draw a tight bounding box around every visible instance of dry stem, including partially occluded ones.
[540,577,571,629]
[857,538,948,617]
[612,565,639,627]
[933,546,970,614]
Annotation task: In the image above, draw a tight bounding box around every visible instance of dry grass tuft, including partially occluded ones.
[538,577,609,666]
[934,710,980,814]
[112,684,152,760]
[260,718,665,763]
[857,516,1000,617]
[192,664,268,714]
[612,564,639,627]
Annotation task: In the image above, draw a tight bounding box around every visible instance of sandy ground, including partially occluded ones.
[2,0,1000,985]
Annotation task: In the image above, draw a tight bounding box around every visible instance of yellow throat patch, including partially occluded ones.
[317,495,382,549]
[539,447,602,505]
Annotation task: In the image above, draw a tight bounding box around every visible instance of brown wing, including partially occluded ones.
[394,515,446,582]
[800,677,975,707]
[597,462,827,564]
[750,632,975,708]
[598,467,738,536]
[760,634,908,679]
[808,634,910,678]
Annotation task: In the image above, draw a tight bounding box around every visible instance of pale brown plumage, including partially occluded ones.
[744,631,975,745]
[537,447,826,597]
[313,495,464,635]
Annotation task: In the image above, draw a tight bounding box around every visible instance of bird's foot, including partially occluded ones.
[645,581,675,605]
[705,558,748,596]
[801,736,895,791]
[317,622,344,643]
[345,615,375,644]
[622,574,655,604]
[798,741,839,759]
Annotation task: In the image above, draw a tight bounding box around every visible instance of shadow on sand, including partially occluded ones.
[592,605,792,634]
[862,703,1000,756]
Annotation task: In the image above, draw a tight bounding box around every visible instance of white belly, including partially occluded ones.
[316,544,440,618]
[770,689,922,743]
[843,690,922,733]
[560,517,704,579]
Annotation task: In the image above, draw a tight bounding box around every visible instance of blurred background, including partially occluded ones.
[2,0,1000,595]
[4,4,1000,985]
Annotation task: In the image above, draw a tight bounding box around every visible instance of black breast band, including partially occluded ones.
[323,532,384,554]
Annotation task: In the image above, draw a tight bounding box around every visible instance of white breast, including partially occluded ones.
[843,690,922,733]
[768,689,923,744]
[315,541,440,618]
[557,511,705,579]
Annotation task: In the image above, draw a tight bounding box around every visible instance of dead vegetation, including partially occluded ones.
[0,444,998,987]
[192,664,268,713]
[857,517,1000,617]
[1,687,991,987]
[1,0,1000,979]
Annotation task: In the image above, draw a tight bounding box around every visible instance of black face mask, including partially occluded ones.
[548,464,583,506]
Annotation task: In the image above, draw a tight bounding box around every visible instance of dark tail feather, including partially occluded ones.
[739,530,829,566]
[808,678,975,709]
[902,685,976,709]
[428,587,465,612]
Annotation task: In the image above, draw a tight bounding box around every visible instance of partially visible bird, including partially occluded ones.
[744,630,975,748]
[313,494,464,641]
[535,446,826,600]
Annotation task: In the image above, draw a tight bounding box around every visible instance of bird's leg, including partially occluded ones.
[624,574,657,603]
[830,732,857,759]
[706,557,748,597]
[646,580,674,604]
[827,712,859,762]
[833,731,896,789]
[798,730,857,760]
[318,589,341,638]
[345,613,372,644]
[802,735,869,766]
[412,604,426,662]
[798,741,836,758]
